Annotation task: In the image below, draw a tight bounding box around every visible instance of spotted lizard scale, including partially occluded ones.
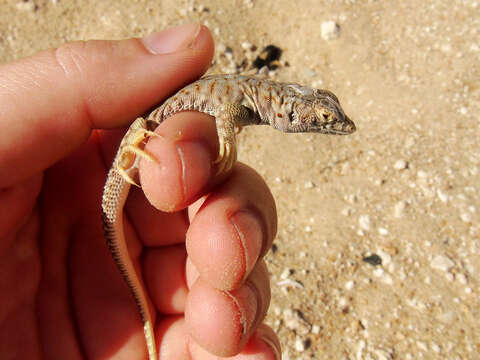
[101,74,356,359]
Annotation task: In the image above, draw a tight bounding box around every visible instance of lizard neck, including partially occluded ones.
[247,80,296,131]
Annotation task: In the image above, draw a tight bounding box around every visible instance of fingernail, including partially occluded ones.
[257,327,281,360]
[142,23,202,54]
[224,286,257,336]
[260,335,281,360]
[230,210,263,282]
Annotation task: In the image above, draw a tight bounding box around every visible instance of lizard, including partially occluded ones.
[101,74,356,359]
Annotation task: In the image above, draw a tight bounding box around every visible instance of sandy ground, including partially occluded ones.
[1,0,479,359]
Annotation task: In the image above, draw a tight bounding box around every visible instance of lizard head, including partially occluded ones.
[284,85,356,135]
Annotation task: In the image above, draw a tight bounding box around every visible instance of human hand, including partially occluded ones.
[0,24,280,359]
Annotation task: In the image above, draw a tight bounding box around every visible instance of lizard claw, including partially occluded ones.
[115,118,163,185]
[214,139,237,176]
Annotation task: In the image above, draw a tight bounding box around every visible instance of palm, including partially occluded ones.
[1,130,158,358]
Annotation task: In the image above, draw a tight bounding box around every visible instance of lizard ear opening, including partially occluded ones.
[146,120,159,131]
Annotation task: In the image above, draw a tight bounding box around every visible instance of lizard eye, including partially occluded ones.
[315,108,331,122]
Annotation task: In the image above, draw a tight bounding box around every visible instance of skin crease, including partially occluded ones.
[0,24,281,359]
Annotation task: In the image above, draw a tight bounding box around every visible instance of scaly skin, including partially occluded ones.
[101,74,356,359]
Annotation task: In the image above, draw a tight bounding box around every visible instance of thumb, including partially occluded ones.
[0,24,214,186]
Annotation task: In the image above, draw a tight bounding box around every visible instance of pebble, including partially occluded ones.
[363,254,382,266]
[241,41,253,50]
[417,170,428,179]
[295,337,306,352]
[430,255,454,272]
[394,159,408,170]
[358,214,371,231]
[283,308,311,334]
[431,343,441,353]
[16,1,36,11]
[304,180,315,189]
[373,268,384,277]
[460,212,472,223]
[281,268,294,279]
[345,280,355,290]
[437,189,449,202]
[457,273,467,284]
[321,21,340,40]
[373,348,394,360]
[378,227,389,235]
[394,201,407,218]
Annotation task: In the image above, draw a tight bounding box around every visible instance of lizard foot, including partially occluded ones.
[116,118,163,186]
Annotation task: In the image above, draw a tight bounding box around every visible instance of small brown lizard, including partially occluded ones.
[101,74,356,359]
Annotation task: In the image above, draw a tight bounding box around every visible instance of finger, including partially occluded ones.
[124,186,189,247]
[139,111,220,213]
[143,244,188,315]
[184,261,271,357]
[188,324,281,360]
[0,24,214,187]
[186,163,277,290]
[156,317,280,360]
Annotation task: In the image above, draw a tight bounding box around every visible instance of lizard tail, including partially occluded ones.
[101,167,158,360]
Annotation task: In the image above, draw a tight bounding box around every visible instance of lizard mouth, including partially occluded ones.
[323,115,356,135]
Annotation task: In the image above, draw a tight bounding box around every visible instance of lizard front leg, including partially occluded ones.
[115,117,161,186]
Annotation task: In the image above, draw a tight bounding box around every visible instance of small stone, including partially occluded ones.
[281,268,293,279]
[437,189,449,202]
[295,337,306,352]
[241,41,253,50]
[321,21,340,40]
[430,255,454,272]
[345,280,355,290]
[363,254,382,266]
[431,343,441,353]
[457,273,467,284]
[216,43,227,53]
[417,341,428,352]
[382,273,393,285]
[373,348,394,360]
[16,1,36,11]
[311,324,320,334]
[394,159,408,170]
[378,227,389,235]
[359,215,371,231]
[394,201,407,218]
[377,249,392,265]
[304,180,315,189]
[417,170,428,179]
[373,268,384,277]
[460,212,472,223]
